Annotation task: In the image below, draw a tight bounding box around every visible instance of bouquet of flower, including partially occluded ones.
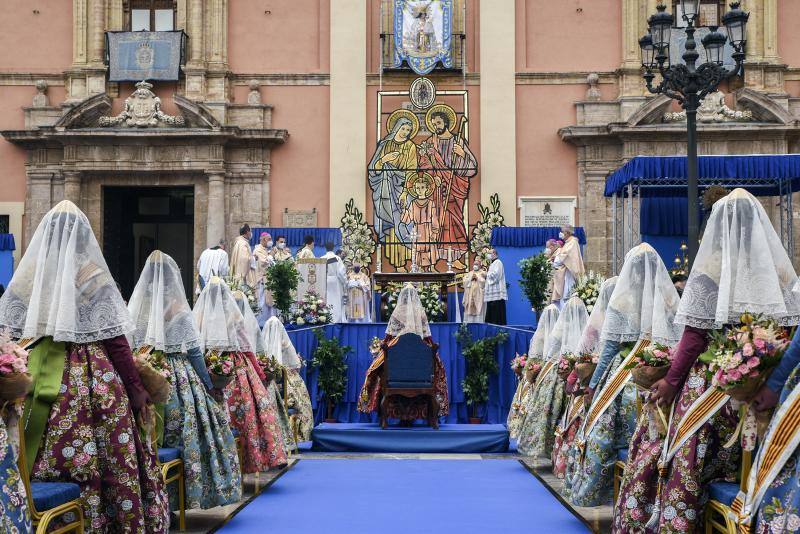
[574,352,599,388]
[0,329,31,401]
[133,348,173,404]
[257,353,282,381]
[368,337,382,359]
[224,277,261,315]
[557,353,578,380]
[571,271,604,313]
[524,360,542,384]
[702,313,789,402]
[510,353,528,377]
[384,282,445,321]
[625,343,675,391]
[290,290,332,327]
[205,350,236,389]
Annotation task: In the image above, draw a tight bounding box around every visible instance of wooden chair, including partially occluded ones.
[613,448,628,503]
[152,432,185,531]
[379,333,439,429]
[704,447,752,534]
[17,418,84,534]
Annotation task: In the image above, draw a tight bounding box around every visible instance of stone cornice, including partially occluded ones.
[0,72,64,86]
[560,121,798,145]
[1,126,288,146]
[515,71,617,85]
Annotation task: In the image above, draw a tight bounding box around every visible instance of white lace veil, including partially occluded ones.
[127,250,199,353]
[232,290,265,354]
[578,276,618,354]
[0,200,132,343]
[544,296,588,360]
[677,188,800,329]
[193,277,248,352]
[385,283,432,338]
[601,243,683,345]
[528,304,560,359]
[261,316,301,369]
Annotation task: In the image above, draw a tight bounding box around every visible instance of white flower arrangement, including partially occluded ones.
[570,270,605,312]
[339,199,376,268]
[470,194,505,266]
[290,289,333,326]
[383,282,445,321]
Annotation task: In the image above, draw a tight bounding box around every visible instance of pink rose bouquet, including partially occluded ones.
[0,329,31,401]
[510,353,528,377]
[556,353,578,380]
[625,342,675,391]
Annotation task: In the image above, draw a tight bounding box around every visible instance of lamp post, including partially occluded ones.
[639,1,749,269]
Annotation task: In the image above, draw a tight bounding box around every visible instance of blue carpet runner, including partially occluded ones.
[311,423,509,453]
[220,459,588,534]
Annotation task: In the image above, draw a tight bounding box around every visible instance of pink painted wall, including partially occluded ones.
[778,1,800,68]
[231,85,330,227]
[0,1,72,72]
[516,0,622,72]
[228,0,330,73]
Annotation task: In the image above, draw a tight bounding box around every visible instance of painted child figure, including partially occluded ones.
[401,174,440,271]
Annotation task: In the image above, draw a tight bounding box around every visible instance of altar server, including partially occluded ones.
[321,242,347,323]
[484,248,507,325]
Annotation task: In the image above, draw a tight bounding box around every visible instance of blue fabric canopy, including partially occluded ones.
[289,323,534,425]
[640,197,688,236]
[605,155,800,197]
[490,226,586,247]
[250,228,341,248]
[0,234,15,251]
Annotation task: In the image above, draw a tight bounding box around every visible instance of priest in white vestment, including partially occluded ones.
[296,235,316,260]
[253,232,278,324]
[346,265,372,323]
[321,242,347,323]
[230,224,257,288]
[551,225,585,309]
[462,259,486,323]
[484,248,507,325]
[196,239,229,293]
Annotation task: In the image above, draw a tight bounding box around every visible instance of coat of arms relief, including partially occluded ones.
[99,80,184,128]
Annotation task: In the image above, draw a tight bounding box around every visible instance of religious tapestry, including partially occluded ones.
[369,85,477,273]
[106,31,185,81]
[393,0,453,75]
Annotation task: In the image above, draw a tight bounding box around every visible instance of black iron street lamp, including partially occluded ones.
[639,1,749,268]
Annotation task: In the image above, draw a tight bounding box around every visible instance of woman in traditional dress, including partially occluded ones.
[0,200,169,533]
[128,251,242,510]
[262,317,314,442]
[232,292,294,454]
[194,278,288,473]
[0,405,31,533]
[358,284,449,424]
[551,276,618,478]
[507,304,559,439]
[517,296,588,457]
[564,243,682,508]
[614,189,800,533]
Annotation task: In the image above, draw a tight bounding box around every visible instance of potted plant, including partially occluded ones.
[457,325,508,424]
[518,253,552,321]
[264,259,300,323]
[310,328,350,423]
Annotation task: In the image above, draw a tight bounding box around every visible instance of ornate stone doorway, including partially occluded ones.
[104,185,194,298]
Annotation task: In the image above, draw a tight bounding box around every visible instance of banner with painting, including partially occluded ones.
[393,0,453,75]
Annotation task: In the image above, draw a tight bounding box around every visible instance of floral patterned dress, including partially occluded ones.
[551,395,584,479]
[516,367,567,458]
[563,352,638,507]
[0,410,31,534]
[506,378,530,439]
[754,365,800,533]
[286,369,314,442]
[224,351,288,473]
[266,379,295,452]
[612,362,739,533]
[31,342,169,533]
[162,349,242,510]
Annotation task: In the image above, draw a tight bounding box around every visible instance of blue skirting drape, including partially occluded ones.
[0,234,15,288]
[490,227,586,247]
[288,323,534,425]
[250,227,341,258]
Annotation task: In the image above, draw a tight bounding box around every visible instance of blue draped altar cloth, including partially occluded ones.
[288,323,534,425]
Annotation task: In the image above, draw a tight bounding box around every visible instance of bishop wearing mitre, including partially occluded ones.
[462,259,486,323]
[230,223,257,288]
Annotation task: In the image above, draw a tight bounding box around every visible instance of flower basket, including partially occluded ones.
[210,372,234,390]
[134,357,171,404]
[631,365,670,391]
[575,362,596,388]
[724,375,767,402]
[0,372,32,401]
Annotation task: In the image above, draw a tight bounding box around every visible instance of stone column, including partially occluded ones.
[25,172,54,248]
[206,172,226,248]
[63,171,83,206]
[480,0,517,223]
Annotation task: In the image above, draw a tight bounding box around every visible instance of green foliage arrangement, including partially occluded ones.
[311,328,351,419]
[265,259,300,322]
[518,253,552,313]
[456,324,509,419]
